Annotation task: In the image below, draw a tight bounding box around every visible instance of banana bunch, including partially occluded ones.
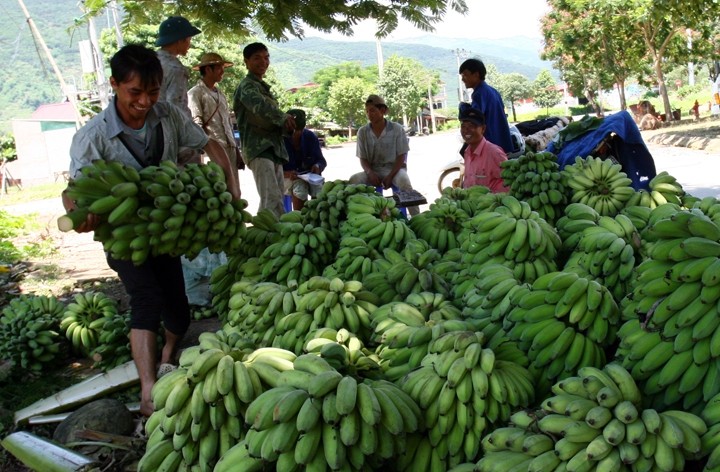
[140,342,296,472]
[502,271,619,394]
[556,202,601,253]
[209,253,250,318]
[271,277,379,354]
[90,310,132,371]
[693,196,720,227]
[562,155,635,216]
[241,209,281,258]
[475,426,558,472]
[225,280,294,345]
[620,204,652,233]
[322,236,380,282]
[0,294,64,372]
[562,214,640,302]
[408,199,468,253]
[625,171,685,208]
[257,219,335,286]
[300,181,379,231]
[362,243,451,304]
[401,331,535,469]
[340,194,416,251]
[303,328,383,379]
[213,440,266,472]
[437,185,491,217]
[457,263,527,322]
[500,150,568,225]
[240,353,420,471]
[702,392,720,471]
[59,291,119,357]
[458,195,560,283]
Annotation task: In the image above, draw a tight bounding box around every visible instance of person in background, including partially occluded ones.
[459,58,514,154]
[349,94,419,216]
[459,106,509,193]
[156,15,202,165]
[62,44,239,417]
[283,109,326,210]
[188,52,243,170]
[233,42,295,217]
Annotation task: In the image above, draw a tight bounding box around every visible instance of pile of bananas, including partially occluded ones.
[562,156,635,216]
[556,202,602,253]
[271,277,378,353]
[456,263,526,322]
[59,159,252,264]
[303,329,383,379]
[90,310,132,371]
[436,185,491,217]
[322,236,380,282]
[500,150,567,224]
[702,392,720,471]
[139,332,297,472]
[0,294,64,372]
[502,270,619,394]
[562,213,640,302]
[458,195,560,283]
[209,253,251,316]
[362,241,451,304]
[340,194,415,251]
[225,280,295,346]
[475,364,706,472]
[300,180,380,239]
[59,291,119,356]
[400,331,535,470]
[408,199,468,253]
[257,217,336,286]
[240,352,421,471]
[239,209,280,258]
[626,171,686,208]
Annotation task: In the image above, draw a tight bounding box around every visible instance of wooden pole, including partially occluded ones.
[16,0,85,128]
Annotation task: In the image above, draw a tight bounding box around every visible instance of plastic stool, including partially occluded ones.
[283,195,293,212]
[375,185,408,218]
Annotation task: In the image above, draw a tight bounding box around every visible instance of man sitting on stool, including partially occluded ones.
[283,109,326,210]
[349,94,419,216]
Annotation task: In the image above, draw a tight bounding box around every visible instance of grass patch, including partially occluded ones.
[0,182,66,207]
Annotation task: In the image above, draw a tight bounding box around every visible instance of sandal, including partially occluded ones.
[157,363,177,378]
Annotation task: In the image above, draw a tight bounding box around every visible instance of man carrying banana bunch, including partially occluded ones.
[62,44,240,417]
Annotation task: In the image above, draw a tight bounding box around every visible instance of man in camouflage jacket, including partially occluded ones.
[233,42,296,217]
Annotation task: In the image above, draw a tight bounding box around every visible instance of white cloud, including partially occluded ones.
[307,0,550,41]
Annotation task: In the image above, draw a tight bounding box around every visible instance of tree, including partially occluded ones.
[0,134,17,164]
[309,63,378,110]
[327,77,375,138]
[532,70,562,115]
[378,55,432,125]
[494,73,531,122]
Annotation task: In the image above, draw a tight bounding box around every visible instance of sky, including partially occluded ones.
[306,0,550,41]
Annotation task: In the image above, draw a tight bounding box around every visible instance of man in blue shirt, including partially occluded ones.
[459,58,514,154]
[283,109,326,210]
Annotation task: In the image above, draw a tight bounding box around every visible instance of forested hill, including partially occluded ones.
[0,0,551,132]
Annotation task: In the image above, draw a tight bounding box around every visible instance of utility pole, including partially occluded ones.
[108,0,124,48]
[427,81,436,134]
[452,48,467,102]
[16,0,85,127]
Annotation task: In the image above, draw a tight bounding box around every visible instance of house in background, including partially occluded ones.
[9,102,78,186]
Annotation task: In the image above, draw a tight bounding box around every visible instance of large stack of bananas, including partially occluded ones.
[303,329,384,379]
[458,195,560,283]
[400,331,535,470]
[256,217,335,286]
[476,364,707,472]
[322,236,380,282]
[408,199,468,253]
[0,294,64,372]
[271,277,379,354]
[241,352,421,471]
[455,263,526,322]
[340,194,415,251]
[139,332,296,472]
[500,150,568,224]
[614,205,720,414]
[502,270,619,394]
[362,241,451,304]
[239,209,280,258]
[90,310,132,371]
[224,280,295,345]
[562,213,640,302]
[562,156,635,216]
[58,159,252,264]
[59,291,119,356]
[626,171,686,208]
[300,180,380,238]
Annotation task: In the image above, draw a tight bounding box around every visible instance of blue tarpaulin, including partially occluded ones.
[546,111,656,190]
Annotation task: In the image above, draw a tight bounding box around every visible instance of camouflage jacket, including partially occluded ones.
[232,73,288,163]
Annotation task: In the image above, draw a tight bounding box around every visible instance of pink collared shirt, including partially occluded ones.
[462,137,509,193]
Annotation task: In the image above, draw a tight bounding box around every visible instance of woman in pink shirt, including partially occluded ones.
[459,107,509,193]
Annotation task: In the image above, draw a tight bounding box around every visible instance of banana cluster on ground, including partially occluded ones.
[58,159,252,264]
[408,199,469,253]
[563,156,635,216]
[0,294,64,372]
[59,291,119,356]
[340,193,414,251]
[90,310,132,371]
[500,150,568,225]
[474,364,706,472]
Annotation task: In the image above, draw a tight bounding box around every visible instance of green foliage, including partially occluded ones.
[532,69,562,113]
[676,83,707,100]
[0,134,17,163]
[378,55,434,123]
[0,210,56,264]
[308,62,379,110]
[327,77,375,137]
[495,72,532,121]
